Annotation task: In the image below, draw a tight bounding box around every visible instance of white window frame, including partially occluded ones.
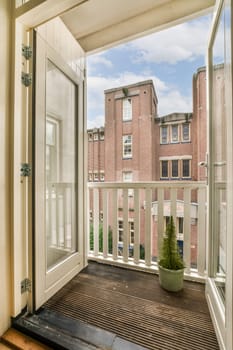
[171,159,179,179]
[160,160,169,179]
[88,172,93,181]
[182,159,191,178]
[100,171,105,181]
[160,125,168,144]
[94,171,99,181]
[123,135,132,159]
[171,124,179,143]
[123,171,133,197]
[182,123,190,142]
[123,98,132,121]
[93,133,98,141]
[88,132,93,141]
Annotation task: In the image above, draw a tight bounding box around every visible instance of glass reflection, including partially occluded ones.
[46,60,77,270]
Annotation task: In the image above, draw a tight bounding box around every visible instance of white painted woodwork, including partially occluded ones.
[14,0,215,53]
[133,189,140,264]
[102,189,108,259]
[88,181,207,281]
[93,188,99,256]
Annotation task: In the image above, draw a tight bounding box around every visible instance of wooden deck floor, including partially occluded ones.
[42,261,219,350]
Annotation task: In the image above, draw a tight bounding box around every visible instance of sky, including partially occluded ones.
[86,14,214,129]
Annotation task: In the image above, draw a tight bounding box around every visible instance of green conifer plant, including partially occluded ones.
[159,216,185,270]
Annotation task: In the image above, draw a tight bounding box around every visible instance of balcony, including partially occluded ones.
[10,181,221,349]
[87,181,207,281]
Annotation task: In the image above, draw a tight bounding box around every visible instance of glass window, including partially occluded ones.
[88,172,93,181]
[100,172,105,181]
[161,160,168,178]
[123,98,132,121]
[171,125,179,142]
[123,135,132,158]
[182,159,190,178]
[160,126,168,144]
[129,221,134,244]
[182,123,190,141]
[172,160,179,178]
[88,133,93,141]
[123,171,133,196]
[118,220,123,242]
[93,133,98,141]
[94,172,99,181]
[99,132,104,140]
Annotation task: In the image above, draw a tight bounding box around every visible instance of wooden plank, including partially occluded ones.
[2,328,51,350]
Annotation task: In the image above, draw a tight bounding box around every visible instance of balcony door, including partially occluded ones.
[206,0,232,349]
[33,29,85,309]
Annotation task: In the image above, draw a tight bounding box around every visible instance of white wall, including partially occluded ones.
[0,0,12,335]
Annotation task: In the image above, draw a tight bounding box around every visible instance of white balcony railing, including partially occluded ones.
[87,181,207,282]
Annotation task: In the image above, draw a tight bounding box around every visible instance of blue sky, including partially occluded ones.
[87,14,214,129]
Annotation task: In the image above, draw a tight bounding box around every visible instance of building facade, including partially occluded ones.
[88,74,207,261]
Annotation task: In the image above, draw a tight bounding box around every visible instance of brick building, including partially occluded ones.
[88,73,207,262]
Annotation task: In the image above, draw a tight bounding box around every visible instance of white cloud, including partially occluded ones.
[87,71,192,126]
[129,17,212,64]
[87,53,113,73]
[87,114,105,129]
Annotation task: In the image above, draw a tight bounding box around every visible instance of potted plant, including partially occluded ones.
[158,216,185,292]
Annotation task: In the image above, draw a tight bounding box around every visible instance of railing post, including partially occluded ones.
[197,187,206,275]
[112,188,118,260]
[134,188,140,264]
[93,188,99,256]
[183,188,191,272]
[123,188,129,262]
[157,188,164,260]
[145,188,152,266]
[103,189,108,258]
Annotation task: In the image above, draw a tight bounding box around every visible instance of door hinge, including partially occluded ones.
[21,278,32,294]
[20,163,31,177]
[21,72,32,87]
[22,44,33,60]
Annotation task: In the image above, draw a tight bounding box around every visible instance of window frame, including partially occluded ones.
[161,160,169,179]
[122,98,132,121]
[182,159,191,178]
[171,124,179,143]
[171,159,179,178]
[160,125,168,144]
[123,134,133,159]
[182,123,190,142]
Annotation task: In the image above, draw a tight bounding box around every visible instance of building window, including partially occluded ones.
[123,98,132,121]
[129,221,134,244]
[161,160,168,178]
[118,220,123,242]
[182,123,190,142]
[100,172,105,181]
[171,160,179,178]
[123,171,133,196]
[171,124,179,143]
[88,133,93,141]
[118,220,134,245]
[93,133,98,141]
[99,212,103,222]
[182,159,190,178]
[88,172,93,181]
[160,126,168,144]
[99,131,104,140]
[89,211,93,221]
[94,172,99,181]
[123,135,132,158]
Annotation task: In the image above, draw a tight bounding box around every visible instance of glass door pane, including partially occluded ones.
[46,60,77,270]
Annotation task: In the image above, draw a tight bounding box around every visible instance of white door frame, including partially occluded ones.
[206,1,233,349]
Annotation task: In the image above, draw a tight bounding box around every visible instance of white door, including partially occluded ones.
[33,27,86,309]
[206,0,232,349]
